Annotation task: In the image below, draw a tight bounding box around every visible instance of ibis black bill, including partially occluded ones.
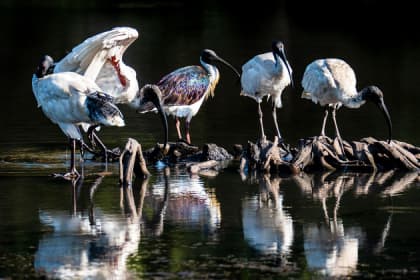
[278,49,294,88]
[155,102,168,151]
[214,55,240,78]
[378,99,392,143]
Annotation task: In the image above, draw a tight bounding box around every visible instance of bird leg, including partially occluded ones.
[320,106,329,137]
[78,139,98,160]
[79,140,85,161]
[87,126,120,162]
[331,105,347,160]
[60,139,80,179]
[53,139,81,179]
[272,103,282,140]
[185,120,191,144]
[272,103,289,153]
[175,117,183,141]
[258,102,266,143]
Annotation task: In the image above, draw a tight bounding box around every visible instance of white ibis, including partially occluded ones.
[240,41,293,144]
[32,55,125,178]
[137,49,240,144]
[301,58,392,154]
[52,27,139,156]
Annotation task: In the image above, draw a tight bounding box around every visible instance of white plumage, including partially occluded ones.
[242,176,293,256]
[32,56,125,177]
[32,72,124,139]
[301,58,393,150]
[53,27,139,106]
[240,41,293,143]
[241,52,292,108]
[302,58,360,108]
[50,27,139,159]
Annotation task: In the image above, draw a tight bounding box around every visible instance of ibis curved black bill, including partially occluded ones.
[214,55,240,78]
[278,49,294,88]
[151,99,168,151]
[377,98,392,143]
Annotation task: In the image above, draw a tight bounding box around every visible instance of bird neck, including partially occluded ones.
[344,91,366,109]
[274,53,283,71]
[200,58,219,85]
[273,53,292,84]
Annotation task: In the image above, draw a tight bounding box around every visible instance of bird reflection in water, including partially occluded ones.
[241,174,294,260]
[142,167,221,238]
[34,175,148,279]
[293,171,417,277]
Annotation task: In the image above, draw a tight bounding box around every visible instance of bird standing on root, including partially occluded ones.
[32,55,125,178]
[301,58,392,157]
[52,27,139,158]
[240,41,293,148]
[138,49,240,145]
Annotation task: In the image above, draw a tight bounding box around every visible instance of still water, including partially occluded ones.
[0,2,419,279]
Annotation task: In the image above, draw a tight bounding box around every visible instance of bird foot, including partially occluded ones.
[257,136,268,146]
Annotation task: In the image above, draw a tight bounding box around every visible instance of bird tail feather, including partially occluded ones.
[86,92,125,127]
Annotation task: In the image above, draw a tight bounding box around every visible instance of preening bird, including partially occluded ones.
[32,55,125,178]
[240,41,293,144]
[54,26,139,106]
[138,49,240,144]
[301,58,392,152]
[52,27,139,155]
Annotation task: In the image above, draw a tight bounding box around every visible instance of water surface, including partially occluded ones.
[0,2,419,279]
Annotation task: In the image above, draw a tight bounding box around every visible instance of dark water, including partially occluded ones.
[0,2,419,279]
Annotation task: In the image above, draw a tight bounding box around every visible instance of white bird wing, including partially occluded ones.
[33,72,100,139]
[302,59,357,106]
[33,72,124,138]
[54,27,139,82]
[241,53,275,101]
[34,72,98,121]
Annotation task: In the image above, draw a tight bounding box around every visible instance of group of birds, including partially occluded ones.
[31,27,393,178]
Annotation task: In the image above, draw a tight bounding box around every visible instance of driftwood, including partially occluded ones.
[119,138,150,188]
[239,136,420,174]
[143,141,233,164]
[188,160,218,174]
[239,136,296,174]
[293,137,420,173]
